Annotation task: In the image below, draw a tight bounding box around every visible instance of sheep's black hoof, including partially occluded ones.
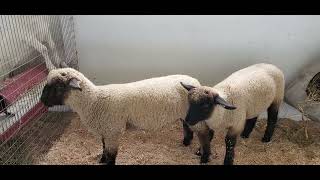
[183,138,192,146]
[224,156,234,165]
[224,160,233,165]
[200,156,209,164]
[99,154,107,164]
[240,134,249,139]
[199,150,210,164]
[99,156,115,165]
[100,152,116,165]
[105,159,115,165]
[261,136,271,143]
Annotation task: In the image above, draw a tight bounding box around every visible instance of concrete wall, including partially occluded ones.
[74,15,320,87]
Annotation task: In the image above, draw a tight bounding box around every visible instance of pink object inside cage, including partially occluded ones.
[0,63,49,141]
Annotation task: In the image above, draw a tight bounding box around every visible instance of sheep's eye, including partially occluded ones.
[204,91,209,95]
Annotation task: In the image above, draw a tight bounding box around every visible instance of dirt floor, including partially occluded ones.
[2,112,320,165]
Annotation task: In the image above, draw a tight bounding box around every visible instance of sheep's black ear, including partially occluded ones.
[180,82,196,91]
[214,96,236,110]
[68,78,82,91]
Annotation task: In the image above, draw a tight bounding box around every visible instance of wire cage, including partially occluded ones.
[0,15,78,165]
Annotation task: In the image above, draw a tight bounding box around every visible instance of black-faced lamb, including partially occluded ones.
[40,65,202,165]
[180,63,285,165]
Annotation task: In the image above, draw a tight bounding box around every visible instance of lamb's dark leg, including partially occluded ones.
[99,138,117,165]
[100,144,118,165]
[196,129,214,156]
[240,117,258,138]
[197,128,214,164]
[99,134,120,165]
[101,150,117,165]
[99,137,106,163]
[224,131,237,165]
[262,103,279,143]
[182,119,194,146]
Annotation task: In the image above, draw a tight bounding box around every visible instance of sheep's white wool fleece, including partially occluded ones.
[47,68,201,152]
[205,63,285,134]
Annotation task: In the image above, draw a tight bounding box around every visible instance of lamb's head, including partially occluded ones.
[180,82,237,126]
[40,68,83,107]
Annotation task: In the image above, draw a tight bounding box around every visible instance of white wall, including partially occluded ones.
[74,15,320,87]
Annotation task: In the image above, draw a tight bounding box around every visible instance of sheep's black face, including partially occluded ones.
[185,99,215,126]
[180,82,237,126]
[180,82,217,126]
[40,80,68,107]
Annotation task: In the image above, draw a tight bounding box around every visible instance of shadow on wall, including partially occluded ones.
[286,54,320,91]
[285,55,320,122]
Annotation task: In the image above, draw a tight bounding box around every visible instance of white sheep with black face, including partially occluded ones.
[180,63,285,165]
[40,65,202,165]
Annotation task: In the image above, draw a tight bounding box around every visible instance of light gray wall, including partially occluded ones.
[74,15,320,87]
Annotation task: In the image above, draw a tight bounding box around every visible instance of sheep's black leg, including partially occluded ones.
[224,132,237,165]
[100,148,117,165]
[105,151,117,165]
[182,119,194,146]
[101,150,117,165]
[196,129,214,156]
[99,154,106,163]
[262,104,279,143]
[240,117,258,138]
[99,138,106,163]
[197,128,214,164]
[99,136,119,165]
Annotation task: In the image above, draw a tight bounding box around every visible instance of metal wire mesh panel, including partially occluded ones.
[0,15,78,164]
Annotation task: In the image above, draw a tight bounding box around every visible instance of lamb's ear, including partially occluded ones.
[180,82,196,91]
[214,95,236,110]
[68,78,82,91]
